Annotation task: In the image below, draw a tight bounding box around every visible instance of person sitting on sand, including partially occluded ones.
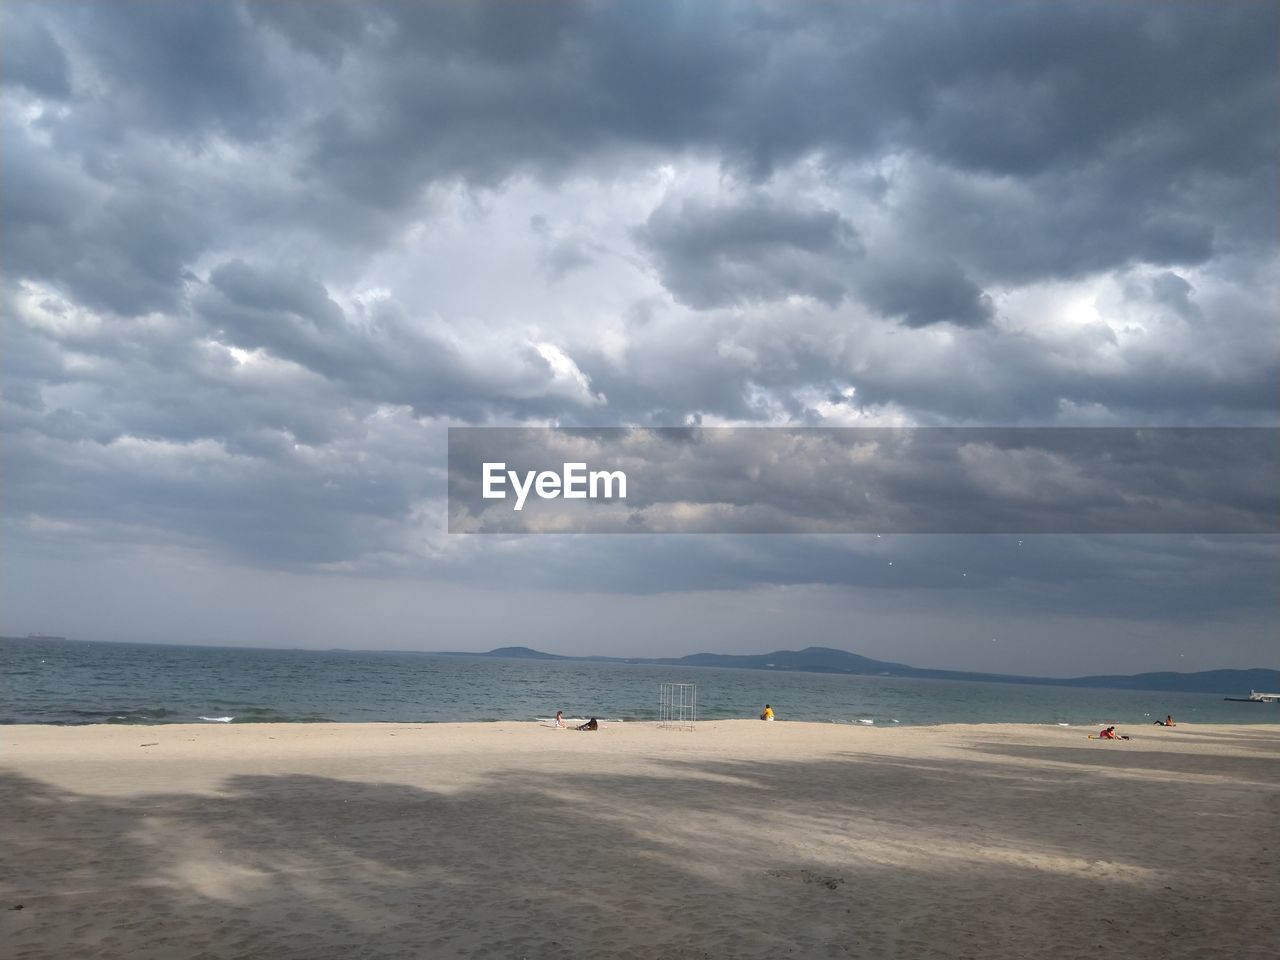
[1099,726,1118,739]
[554,710,565,728]
[1154,715,1175,727]
[760,704,775,721]
[576,717,599,731]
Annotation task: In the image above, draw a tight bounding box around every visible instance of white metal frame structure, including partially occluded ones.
[658,682,696,731]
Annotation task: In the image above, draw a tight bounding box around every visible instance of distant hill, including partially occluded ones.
[472,646,566,661]
[1063,668,1280,695]
[452,644,1277,695]
[667,648,915,674]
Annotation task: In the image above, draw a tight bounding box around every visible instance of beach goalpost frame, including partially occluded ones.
[658,682,696,731]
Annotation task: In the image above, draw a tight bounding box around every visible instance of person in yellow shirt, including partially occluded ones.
[760,704,775,721]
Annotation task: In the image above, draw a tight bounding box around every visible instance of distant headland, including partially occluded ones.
[434,645,1279,696]
[4,635,1274,697]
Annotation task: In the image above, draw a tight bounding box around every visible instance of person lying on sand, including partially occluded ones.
[576,717,599,731]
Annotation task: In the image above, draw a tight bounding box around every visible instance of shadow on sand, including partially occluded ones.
[3,732,1278,959]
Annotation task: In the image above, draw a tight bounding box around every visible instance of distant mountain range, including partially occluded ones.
[442,645,1278,696]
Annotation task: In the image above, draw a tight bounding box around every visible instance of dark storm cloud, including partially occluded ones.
[285,0,1278,256]
[67,1,288,140]
[0,292,362,453]
[3,418,440,568]
[0,112,211,316]
[859,260,992,329]
[6,1,1275,316]
[205,259,349,371]
[0,7,71,98]
[635,198,860,308]
[295,1,757,206]
[194,260,601,421]
[1,0,1276,650]
[890,162,1221,289]
[1147,272,1200,320]
[244,1,372,66]
[792,2,1278,184]
[843,334,1280,428]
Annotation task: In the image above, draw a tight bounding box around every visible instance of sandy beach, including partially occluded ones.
[2,721,1277,959]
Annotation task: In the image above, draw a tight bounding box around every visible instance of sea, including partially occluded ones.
[1,636,1274,728]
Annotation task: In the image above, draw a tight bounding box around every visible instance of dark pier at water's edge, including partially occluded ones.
[1223,691,1280,704]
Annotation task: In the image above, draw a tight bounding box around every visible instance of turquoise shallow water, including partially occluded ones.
[1,637,1274,727]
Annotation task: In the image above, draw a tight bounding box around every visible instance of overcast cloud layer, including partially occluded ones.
[2,1,1277,671]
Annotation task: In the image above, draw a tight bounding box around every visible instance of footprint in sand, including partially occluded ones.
[766,868,845,890]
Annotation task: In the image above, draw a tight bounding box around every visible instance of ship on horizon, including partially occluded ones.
[26,633,67,641]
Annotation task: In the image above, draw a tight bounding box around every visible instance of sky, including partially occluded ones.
[2,1,1277,675]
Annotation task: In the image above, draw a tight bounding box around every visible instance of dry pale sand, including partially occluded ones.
[2,721,1277,960]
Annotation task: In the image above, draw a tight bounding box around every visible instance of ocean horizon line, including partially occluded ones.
[4,634,1275,694]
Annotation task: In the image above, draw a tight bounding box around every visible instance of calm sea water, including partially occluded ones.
[1,637,1274,728]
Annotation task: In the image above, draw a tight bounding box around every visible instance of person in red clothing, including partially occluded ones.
[1099,726,1118,739]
